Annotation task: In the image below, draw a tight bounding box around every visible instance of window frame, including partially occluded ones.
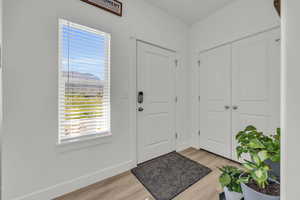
[58,19,112,145]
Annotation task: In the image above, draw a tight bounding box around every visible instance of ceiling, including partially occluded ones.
[144,0,237,25]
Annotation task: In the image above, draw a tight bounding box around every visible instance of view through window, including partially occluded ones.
[59,19,111,143]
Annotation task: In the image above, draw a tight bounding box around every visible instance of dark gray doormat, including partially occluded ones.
[131,152,212,200]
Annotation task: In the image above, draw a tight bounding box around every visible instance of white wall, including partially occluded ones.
[188,0,280,148]
[2,0,189,199]
[281,1,300,199]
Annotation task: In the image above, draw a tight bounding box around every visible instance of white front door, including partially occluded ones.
[231,29,281,161]
[137,41,176,163]
[199,45,232,159]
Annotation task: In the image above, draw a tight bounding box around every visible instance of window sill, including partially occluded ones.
[56,132,113,152]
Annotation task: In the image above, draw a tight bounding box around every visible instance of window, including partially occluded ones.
[59,19,111,143]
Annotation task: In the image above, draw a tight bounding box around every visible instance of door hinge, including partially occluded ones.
[198,96,201,101]
[197,60,201,67]
[175,59,179,67]
[198,130,201,136]
[175,132,178,139]
[175,96,178,103]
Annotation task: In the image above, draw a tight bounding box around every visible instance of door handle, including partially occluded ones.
[232,106,238,110]
[224,105,230,110]
[138,107,144,112]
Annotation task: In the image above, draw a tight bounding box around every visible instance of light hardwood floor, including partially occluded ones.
[55,148,240,200]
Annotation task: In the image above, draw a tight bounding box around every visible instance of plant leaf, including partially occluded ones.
[219,173,231,187]
[252,154,261,164]
[258,150,269,162]
[238,176,249,184]
[249,138,265,149]
[245,125,256,132]
[270,154,280,162]
[252,169,268,187]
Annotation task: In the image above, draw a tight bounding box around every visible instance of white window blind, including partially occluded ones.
[59,19,111,143]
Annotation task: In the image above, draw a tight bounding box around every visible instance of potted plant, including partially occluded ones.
[236,126,280,178]
[239,151,280,200]
[235,125,280,200]
[219,166,244,200]
[265,128,280,178]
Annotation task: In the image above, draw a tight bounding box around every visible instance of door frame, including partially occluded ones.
[129,36,179,166]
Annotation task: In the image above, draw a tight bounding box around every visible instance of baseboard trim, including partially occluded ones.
[176,140,192,152]
[190,141,199,149]
[11,160,135,200]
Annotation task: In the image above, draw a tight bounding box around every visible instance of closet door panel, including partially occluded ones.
[231,29,280,161]
[199,45,232,159]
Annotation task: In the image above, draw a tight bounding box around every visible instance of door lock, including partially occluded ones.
[138,91,144,104]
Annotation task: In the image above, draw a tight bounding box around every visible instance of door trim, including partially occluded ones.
[129,36,178,166]
[196,26,280,55]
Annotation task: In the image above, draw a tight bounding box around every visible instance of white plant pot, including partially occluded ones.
[224,187,244,200]
[241,182,280,200]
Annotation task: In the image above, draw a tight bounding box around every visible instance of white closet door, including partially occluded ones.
[199,45,232,159]
[231,29,280,161]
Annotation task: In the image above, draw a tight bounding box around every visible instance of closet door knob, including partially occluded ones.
[233,106,238,110]
[225,105,230,110]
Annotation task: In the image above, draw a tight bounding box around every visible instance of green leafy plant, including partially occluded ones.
[219,166,243,193]
[235,125,281,190]
[236,126,280,163]
[239,151,271,189]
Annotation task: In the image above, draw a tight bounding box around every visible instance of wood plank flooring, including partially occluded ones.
[55,148,240,200]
